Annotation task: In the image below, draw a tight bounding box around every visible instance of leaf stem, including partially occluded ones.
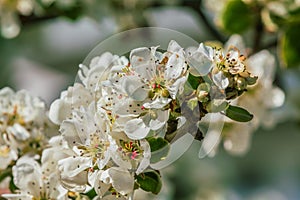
[0,168,12,183]
[252,5,264,54]
[182,0,226,43]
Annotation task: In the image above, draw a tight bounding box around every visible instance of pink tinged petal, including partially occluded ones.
[120,76,148,101]
[130,47,156,81]
[124,118,150,140]
[187,43,213,76]
[212,71,229,89]
[100,167,134,195]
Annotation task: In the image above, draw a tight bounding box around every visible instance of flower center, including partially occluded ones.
[0,145,10,157]
[78,134,110,161]
[1,105,26,127]
[119,140,143,160]
[148,77,170,99]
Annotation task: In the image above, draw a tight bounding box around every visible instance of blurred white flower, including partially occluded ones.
[218,35,284,155]
[2,153,68,200]
[0,87,51,169]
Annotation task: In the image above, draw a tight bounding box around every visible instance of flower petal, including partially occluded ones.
[167,76,187,99]
[143,97,171,109]
[212,71,229,89]
[136,140,151,174]
[165,51,186,80]
[124,118,150,140]
[58,156,92,178]
[120,76,148,101]
[12,155,42,197]
[100,167,134,195]
[187,43,213,76]
[130,47,156,81]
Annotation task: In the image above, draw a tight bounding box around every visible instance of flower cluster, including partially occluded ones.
[220,35,284,155]
[0,0,79,38]
[47,40,256,198]
[1,39,258,199]
[0,87,51,170]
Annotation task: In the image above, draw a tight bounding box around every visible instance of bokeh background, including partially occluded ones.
[1,0,300,199]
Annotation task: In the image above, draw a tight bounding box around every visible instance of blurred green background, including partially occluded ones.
[1,0,300,199]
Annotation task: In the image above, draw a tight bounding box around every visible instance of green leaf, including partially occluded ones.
[136,171,162,195]
[84,188,97,199]
[147,137,170,163]
[281,24,300,68]
[225,105,253,122]
[187,73,203,90]
[221,0,253,33]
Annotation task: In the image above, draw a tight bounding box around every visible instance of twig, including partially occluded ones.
[181,0,227,43]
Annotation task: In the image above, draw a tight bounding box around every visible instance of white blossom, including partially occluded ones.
[2,154,68,200]
[0,87,50,169]
[212,35,284,155]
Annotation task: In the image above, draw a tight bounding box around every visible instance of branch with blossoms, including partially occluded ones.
[0,38,258,199]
